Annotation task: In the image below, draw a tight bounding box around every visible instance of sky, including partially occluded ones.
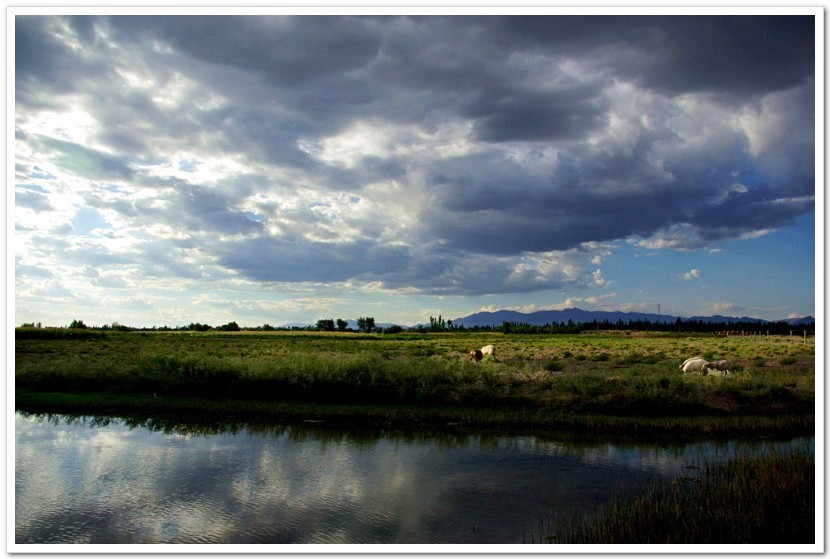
[11,10,819,328]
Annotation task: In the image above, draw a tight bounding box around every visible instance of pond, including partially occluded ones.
[14,411,812,545]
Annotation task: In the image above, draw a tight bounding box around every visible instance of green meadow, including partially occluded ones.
[15,329,814,436]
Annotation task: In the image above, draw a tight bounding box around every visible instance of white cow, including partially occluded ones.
[702,360,731,375]
[680,356,703,369]
[680,356,703,371]
[480,345,496,360]
[680,357,708,374]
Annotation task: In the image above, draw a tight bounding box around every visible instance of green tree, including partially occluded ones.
[69,319,88,329]
[429,315,447,332]
[336,318,349,332]
[316,319,335,331]
[357,316,375,333]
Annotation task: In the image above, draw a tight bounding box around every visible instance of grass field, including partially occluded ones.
[14,329,815,435]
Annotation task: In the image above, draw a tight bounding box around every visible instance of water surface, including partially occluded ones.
[14,412,810,544]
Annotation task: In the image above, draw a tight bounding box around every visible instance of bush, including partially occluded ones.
[544,360,564,372]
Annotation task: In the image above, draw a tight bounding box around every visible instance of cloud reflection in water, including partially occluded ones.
[14,413,805,544]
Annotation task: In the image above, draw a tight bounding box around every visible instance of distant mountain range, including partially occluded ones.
[450,307,815,328]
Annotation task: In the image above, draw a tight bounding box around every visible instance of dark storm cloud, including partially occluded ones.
[211,235,594,296]
[214,237,411,284]
[15,16,82,95]
[693,182,814,238]
[14,12,816,295]
[108,15,382,87]
[424,149,681,254]
[102,15,384,138]
[487,15,815,95]
[201,107,318,169]
[463,84,609,142]
[630,16,814,95]
[189,16,379,86]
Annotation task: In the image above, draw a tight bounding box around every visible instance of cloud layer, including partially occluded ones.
[14,14,815,309]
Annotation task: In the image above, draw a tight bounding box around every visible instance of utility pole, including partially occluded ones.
[657,303,661,323]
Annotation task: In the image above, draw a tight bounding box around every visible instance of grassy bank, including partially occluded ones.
[14,389,815,437]
[536,445,815,544]
[15,330,815,435]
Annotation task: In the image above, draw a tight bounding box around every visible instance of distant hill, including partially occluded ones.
[776,316,816,326]
[451,307,814,328]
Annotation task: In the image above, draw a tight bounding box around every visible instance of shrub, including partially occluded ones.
[544,360,564,372]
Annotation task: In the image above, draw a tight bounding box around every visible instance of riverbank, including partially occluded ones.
[15,389,814,438]
[15,330,815,436]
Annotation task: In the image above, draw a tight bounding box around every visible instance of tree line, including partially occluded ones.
[18,316,814,336]
[19,316,382,334]
[461,318,814,336]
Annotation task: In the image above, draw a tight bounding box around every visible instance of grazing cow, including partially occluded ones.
[480,345,496,360]
[470,349,483,362]
[680,358,708,374]
[702,360,731,375]
[680,356,704,369]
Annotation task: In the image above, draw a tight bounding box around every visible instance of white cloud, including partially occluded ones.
[631,224,706,251]
[681,269,702,281]
[590,269,611,287]
[704,301,744,316]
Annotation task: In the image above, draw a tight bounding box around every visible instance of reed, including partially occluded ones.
[539,445,815,544]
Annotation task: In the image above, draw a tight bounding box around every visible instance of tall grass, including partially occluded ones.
[539,445,815,544]
[15,331,815,434]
